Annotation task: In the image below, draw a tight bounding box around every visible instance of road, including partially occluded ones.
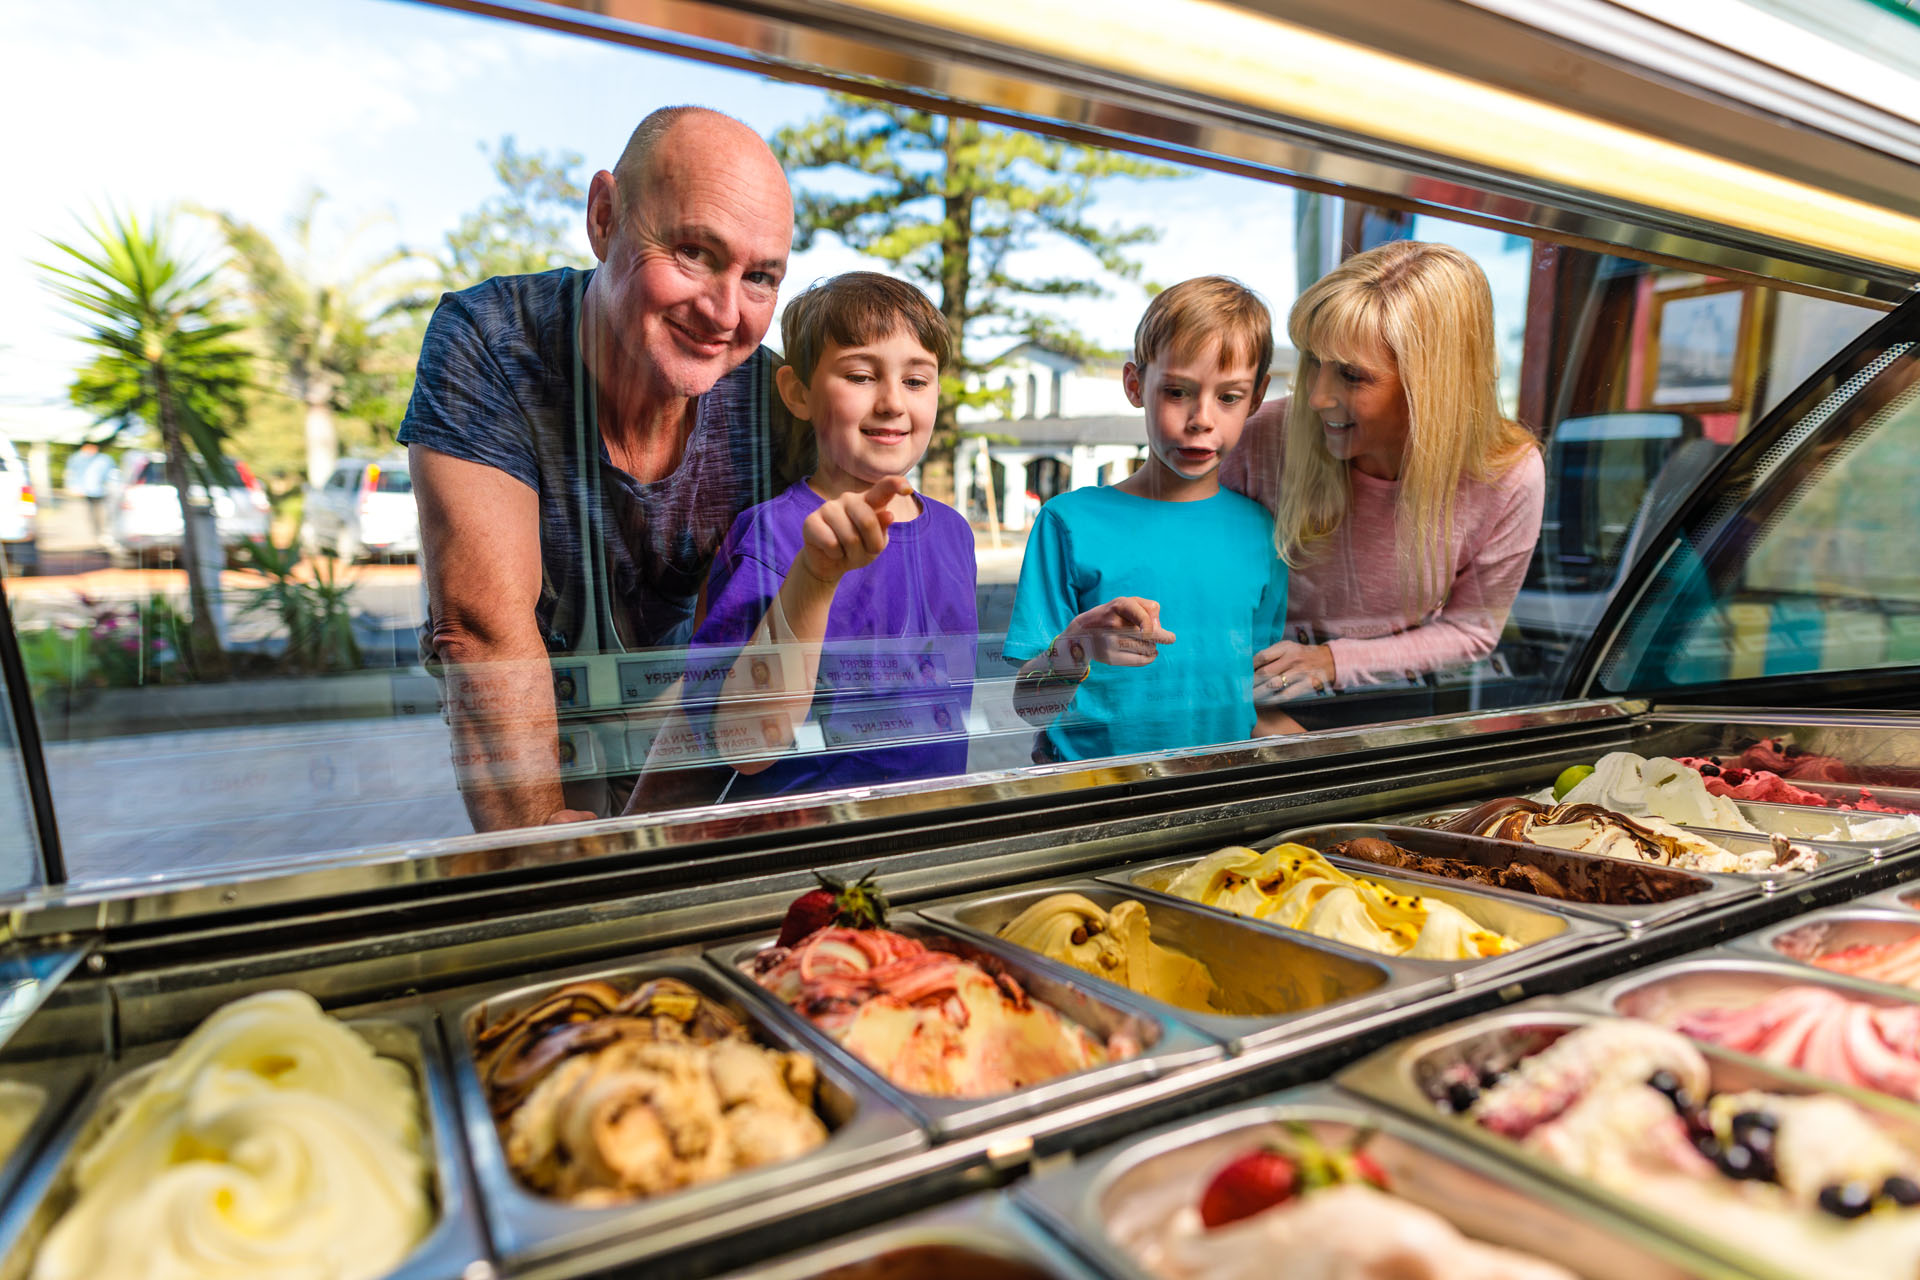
[12,497,1038,887]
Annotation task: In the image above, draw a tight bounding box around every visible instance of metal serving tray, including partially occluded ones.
[1854,881,1920,912]
[1097,851,1609,997]
[716,1189,1102,1280]
[920,879,1434,1054]
[1277,822,1755,928]
[445,956,926,1274]
[0,1009,483,1280]
[1383,796,1914,860]
[1567,954,1920,1103]
[1016,1081,1748,1280]
[709,918,1221,1141]
[1340,1006,1920,1280]
[1629,711,1920,797]
[0,1066,85,1230]
[1732,907,1920,996]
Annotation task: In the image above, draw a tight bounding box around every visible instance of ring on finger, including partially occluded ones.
[1278,674,1291,690]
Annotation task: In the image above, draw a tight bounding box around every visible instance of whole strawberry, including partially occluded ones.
[1198,1127,1391,1230]
[775,870,890,947]
[1199,1149,1298,1228]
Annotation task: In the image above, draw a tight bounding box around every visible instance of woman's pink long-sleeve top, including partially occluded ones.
[1221,402,1545,688]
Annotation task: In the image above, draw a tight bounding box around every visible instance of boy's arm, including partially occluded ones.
[711,479,904,772]
[1006,506,1175,727]
[1012,597,1176,725]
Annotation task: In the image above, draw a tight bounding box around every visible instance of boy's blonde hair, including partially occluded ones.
[1273,240,1537,613]
[780,271,950,385]
[1132,276,1274,380]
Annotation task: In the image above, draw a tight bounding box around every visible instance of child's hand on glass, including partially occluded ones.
[1063,596,1176,669]
[798,477,910,584]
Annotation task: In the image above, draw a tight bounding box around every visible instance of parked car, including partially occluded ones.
[302,457,419,562]
[105,450,271,567]
[0,439,37,576]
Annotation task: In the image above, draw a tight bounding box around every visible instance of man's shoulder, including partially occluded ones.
[419,267,584,375]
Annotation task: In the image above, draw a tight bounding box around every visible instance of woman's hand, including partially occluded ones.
[1254,639,1335,702]
[1063,596,1176,669]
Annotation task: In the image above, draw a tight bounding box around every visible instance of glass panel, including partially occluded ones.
[0,0,1890,885]
[1596,308,1920,693]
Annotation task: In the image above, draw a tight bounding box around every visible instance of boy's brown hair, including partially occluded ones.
[1132,275,1274,379]
[780,271,951,385]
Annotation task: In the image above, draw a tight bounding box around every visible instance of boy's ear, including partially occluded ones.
[1248,373,1271,416]
[1122,361,1145,409]
[774,364,813,422]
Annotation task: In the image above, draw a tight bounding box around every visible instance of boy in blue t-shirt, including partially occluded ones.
[673,272,977,798]
[1005,276,1290,761]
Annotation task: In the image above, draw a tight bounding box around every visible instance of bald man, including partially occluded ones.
[401,106,797,831]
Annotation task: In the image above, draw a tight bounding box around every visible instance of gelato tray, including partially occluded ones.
[1379,797,1876,877]
[0,994,483,1280]
[1103,843,1609,985]
[0,1066,83,1232]
[711,918,1220,1140]
[919,880,1439,1053]
[1273,822,1753,929]
[1017,1082,1742,1280]
[1274,825,1758,924]
[445,957,926,1273]
[1576,954,1920,1102]
[717,1190,1102,1280]
[1737,907,1920,996]
[1341,1007,1920,1280]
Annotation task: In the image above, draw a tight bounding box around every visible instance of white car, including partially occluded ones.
[0,440,37,575]
[302,457,419,562]
[106,450,271,567]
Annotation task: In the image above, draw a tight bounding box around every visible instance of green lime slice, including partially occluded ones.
[1553,764,1595,801]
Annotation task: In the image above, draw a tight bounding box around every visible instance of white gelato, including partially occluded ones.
[32,990,430,1280]
[1815,815,1920,843]
[1540,753,1759,832]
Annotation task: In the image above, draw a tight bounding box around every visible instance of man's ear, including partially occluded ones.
[1122,361,1145,409]
[775,364,813,421]
[585,171,620,262]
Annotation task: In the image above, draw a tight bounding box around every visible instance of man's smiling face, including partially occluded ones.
[590,114,793,401]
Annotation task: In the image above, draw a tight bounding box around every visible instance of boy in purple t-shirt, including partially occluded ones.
[683,272,976,798]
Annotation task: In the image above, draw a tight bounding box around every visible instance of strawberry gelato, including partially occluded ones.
[748,927,1133,1097]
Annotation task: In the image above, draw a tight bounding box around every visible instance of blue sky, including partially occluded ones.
[0,0,1533,430]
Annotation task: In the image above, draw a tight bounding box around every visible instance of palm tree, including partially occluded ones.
[40,208,250,678]
[211,190,425,486]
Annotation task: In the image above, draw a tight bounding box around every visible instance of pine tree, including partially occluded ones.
[773,97,1185,497]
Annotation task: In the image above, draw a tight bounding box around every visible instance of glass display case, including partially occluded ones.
[3,0,1920,1276]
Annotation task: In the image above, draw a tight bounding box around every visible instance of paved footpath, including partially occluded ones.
[38,539,1037,887]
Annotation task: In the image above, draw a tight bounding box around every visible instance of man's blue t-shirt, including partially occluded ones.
[688,480,978,798]
[1005,485,1288,761]
[397,267,787,656]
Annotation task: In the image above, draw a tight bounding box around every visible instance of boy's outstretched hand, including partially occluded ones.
[1063,596,1176,668]
[797,476,910,584]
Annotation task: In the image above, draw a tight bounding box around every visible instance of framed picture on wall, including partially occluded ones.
[1643,281,1755,411]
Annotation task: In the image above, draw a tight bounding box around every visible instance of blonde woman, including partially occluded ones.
[1222,241,1544,724]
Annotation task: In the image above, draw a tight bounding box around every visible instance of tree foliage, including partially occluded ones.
[211,190,427,484]
[772,96,1187,473]
[439,136,591,290]
[38,207,251,675]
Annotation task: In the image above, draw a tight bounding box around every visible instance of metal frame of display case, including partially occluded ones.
[5,4,1920,1272]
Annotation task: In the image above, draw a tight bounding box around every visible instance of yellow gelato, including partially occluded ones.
[1160,845,1517,960]
[997,894,1224,1013]
[32,990,430,1280]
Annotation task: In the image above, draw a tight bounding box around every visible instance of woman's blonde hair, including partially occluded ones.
[1272,240,1536,613]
